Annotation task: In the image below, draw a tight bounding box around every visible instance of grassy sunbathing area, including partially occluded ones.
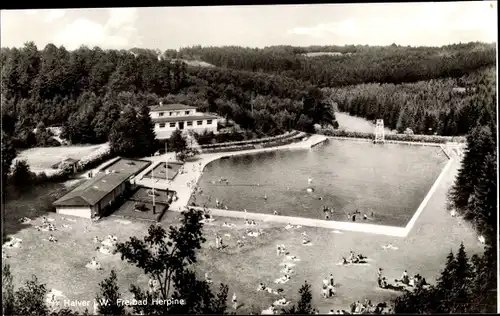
[2,156,483,314]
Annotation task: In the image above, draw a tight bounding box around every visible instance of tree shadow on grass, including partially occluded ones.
[2,179,84,243]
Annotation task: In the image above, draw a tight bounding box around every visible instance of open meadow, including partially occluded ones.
[14,144,108,173]
[2,150,483,314]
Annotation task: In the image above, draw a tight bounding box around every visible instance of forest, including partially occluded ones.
[177,43,496,86]
[1,42,497,151]
[0,41,498,314]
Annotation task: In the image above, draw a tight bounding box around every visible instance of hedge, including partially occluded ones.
[321,129,466,144]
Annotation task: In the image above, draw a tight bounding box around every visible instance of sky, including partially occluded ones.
[0,2,497,51]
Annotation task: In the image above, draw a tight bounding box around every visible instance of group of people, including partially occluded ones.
[215,234,225,250]
[245,219,257,226]
[218,177,229,185]
[222,221,236,228]
[19,216,32,224]
[346,210,372,222]
[301,232,312,245]
[396,270,428,288]
[3,237,22,249]
[200,208,215,222]
[377,268,428,290]
[322,206,334,220]
[276,244,288,256]
[321,274,337,298]
[92,235,118,255]
[348,300,390,314]
[246,228,264,237]
[35,216,57,232]
[284,223,301,230]
[320,208,373,222]
[257,282,282,295]
[274,274,291,284]
[86,257,102,270]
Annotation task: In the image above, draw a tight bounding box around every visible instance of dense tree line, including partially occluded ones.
[2,42,495,152]
[394,94,497,312]
[324,66,497,135]
[178,42,496,86]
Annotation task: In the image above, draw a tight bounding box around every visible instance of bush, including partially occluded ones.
[195,129,257,146]
[77,144,113,171]
[10,160,33,187]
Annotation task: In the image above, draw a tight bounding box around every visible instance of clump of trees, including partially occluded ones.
[165,129,199,161]
[108,104,157,158]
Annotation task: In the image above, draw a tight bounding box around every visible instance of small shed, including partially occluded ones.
[51,158,79,173]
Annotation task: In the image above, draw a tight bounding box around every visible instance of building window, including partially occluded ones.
[207,120,213,125]
[159,123,165,128]
[197,120,203,126]
[185,111,190,115]
[169,122,176,127]
[159,112,164,117]
[187,121,193,126]
[169,112,173,116]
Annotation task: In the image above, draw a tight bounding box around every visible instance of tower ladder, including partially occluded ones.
[374,119,385,143]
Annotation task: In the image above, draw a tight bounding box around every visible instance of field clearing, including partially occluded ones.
[335,112,395,135]
[303,52,353,57]
[15,144,108,171]
[2,151,483,314]
[180,59,215,67]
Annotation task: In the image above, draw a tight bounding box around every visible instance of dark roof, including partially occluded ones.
[150,104,197,111]
[53,173,130,207]
[53,158,151,207]
[151,115,219,123]
[51,158,79,169]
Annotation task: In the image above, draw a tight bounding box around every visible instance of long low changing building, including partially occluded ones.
[53,158,151,219]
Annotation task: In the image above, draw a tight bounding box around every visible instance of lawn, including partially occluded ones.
[15,144,108,172]
[2,155,483,314]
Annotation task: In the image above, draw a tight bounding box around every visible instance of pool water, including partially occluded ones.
[190,140,448,227]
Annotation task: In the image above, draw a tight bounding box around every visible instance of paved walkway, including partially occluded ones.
[193,206,408,237]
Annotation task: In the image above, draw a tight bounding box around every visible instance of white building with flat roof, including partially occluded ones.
[149,103,218,139]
